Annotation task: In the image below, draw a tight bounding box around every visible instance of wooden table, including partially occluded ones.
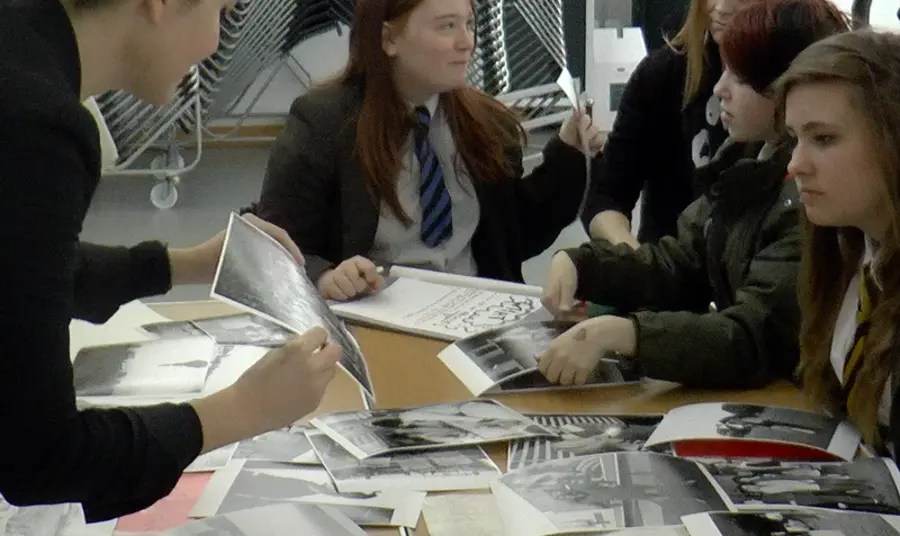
[153,301,815,536]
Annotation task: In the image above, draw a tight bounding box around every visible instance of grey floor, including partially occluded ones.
[81,142,590,303]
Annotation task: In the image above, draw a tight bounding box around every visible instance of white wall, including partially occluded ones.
[212,26,350,125]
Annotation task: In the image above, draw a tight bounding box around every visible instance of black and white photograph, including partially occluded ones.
[508,414,663,471]
[210,213,374,400]
[230,424,319,464]
[682,510,900,536]
[201,344,268,396]
[307,427,501,493]
[0,499,116,536]
[140,320,208,339]
[439,321,642,396]
[701,458,900,515]
[192,313,295,347]
[643,403,861,462]
[493,452,728,535]
[159,504,367,536]
[310,399,555,460]
[192,460,423,528]
[72,337,215,397]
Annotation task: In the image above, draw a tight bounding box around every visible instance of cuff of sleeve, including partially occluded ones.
[136,402,203,472]
[542,134,585,164]
[629,311,673,379]
[130,241,172,297]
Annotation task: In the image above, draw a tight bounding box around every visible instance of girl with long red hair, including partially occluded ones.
[251,0,601,300]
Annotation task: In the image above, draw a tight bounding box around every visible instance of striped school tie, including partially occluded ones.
[413,106,453,248]
[842,265,875,410]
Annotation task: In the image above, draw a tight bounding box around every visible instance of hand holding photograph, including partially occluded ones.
[438,321,641,396]
[310,399,555,460]
[210,213,374,400]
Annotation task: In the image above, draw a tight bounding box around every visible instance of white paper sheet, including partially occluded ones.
[160,504,367,536]
[330,277,544,341]
[69,300,170,360]
[421,493,506,536]
[190,459,424,528]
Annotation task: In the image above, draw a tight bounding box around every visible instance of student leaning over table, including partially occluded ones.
[780,30,900,460]
[245,0,605,302]
[0,0,342,522]
[536,0,850,390]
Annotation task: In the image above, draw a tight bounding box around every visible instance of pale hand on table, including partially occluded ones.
[558,108,605,157]
[169,213,304,286]
[537,316,637,386]
[317,255,385,301]
[191,327,341,452]
[542,252,579,316]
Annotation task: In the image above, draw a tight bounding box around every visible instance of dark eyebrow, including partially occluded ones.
[434,13,470,22]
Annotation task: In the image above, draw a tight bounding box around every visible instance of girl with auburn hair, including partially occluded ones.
[251,0,602,301]
[779,30,900,457]
[537,0,847,390]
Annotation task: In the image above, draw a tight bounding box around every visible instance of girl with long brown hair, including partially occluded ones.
[538,0,848,389]
[778,30,900,458]
[252,0,602,301]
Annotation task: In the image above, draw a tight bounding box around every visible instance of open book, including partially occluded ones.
[210,213,375,402]
[437,321,642,396]
[643,402,861,462]
[490,452,900,536]
[328,267,549,341]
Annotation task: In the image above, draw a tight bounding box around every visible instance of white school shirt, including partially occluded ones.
[829,237,892,426]
[369,95,480,276]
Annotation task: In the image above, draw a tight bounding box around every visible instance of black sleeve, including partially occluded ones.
[580,48,684,229]
[73,242,173,323]
[0,118,202,521]
[513,135,588,259]
[254,94,338,283]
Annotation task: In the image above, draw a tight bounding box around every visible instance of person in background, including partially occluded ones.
[0,0,341,521]
[248,0,603,302]
[537,0,849,389]
[782,30,900,461]
[582,0,750,247]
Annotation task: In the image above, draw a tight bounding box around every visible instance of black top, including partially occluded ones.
[582,39,728,243]
[0,0,202,521]
[247,83,587,284]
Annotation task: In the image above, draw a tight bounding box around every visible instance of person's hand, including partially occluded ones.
[537,316,636,386]
[317,256,385,301]
[230,327,341,433]
[169,214,304,286]
[559,108,605,157]
[542,252,579,316]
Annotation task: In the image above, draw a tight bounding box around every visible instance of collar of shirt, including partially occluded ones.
[409,94,440,118]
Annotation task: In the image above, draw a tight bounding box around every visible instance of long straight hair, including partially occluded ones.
[324,0,524,225]
[774,31,900,445]
[666,0,714,109]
